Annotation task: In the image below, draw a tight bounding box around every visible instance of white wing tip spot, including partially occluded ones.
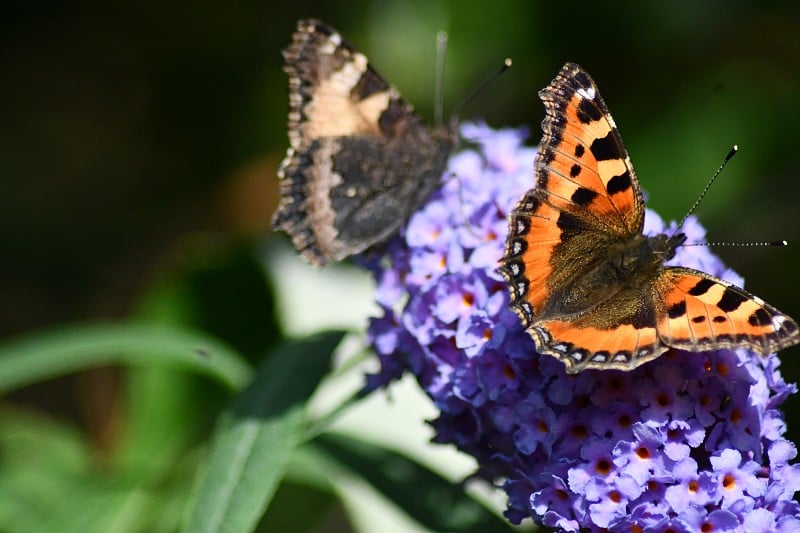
[576,87,596,100]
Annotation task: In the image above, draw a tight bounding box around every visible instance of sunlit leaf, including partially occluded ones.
[0,323,252,394]
[183,331,342,533]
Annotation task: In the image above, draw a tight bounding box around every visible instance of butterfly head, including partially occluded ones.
[650,232,688,262]
[611,232,687,279]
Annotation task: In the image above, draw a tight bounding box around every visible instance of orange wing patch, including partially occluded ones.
[534,319,663,373]
[657,268,800,355]
[503,191,560,323]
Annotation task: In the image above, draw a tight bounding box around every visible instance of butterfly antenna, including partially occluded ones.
[435,30,448,126]
[684,240,788,248]
[451,58,513,119]
[677,145,789,249]
[676,145,738,231]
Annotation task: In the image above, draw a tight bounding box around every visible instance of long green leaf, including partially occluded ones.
[0,323,252,394]
[183,331,343,533]
[316,432,513,532]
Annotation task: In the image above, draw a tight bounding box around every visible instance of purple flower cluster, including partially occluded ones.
[363,123,800,531]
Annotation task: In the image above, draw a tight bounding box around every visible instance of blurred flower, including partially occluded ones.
[363,123,800,530]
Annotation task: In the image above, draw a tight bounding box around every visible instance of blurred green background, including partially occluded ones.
[1,0,799,529]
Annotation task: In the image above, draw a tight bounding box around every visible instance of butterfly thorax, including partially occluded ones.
[613,232,686,275]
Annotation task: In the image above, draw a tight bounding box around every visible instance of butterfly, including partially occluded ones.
[500,62,799,373]
[272,19,457,266]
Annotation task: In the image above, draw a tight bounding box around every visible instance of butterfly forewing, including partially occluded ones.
[535,63,644,235]
[502,63,645,329]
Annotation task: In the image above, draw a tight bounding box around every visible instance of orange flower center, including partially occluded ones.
[596,459,612,475]
[722,473,736,490]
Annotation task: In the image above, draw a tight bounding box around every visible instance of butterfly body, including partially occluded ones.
[273,19,456,266]
[540,231,684,322]
[501,63,799,373]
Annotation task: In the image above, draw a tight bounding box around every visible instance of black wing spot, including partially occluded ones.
[622,307,655,329]
[668,301,687,319]
[577,98,604,124]
[556,211,585,240]
[712,316,727,323]
[351,71,390,100]
[606,171,632,195]
[570,163,582,178]
[590,131,622,161]
[691,315,706,323]
[717,288,748,312]
[571,187,598,206]
[748,308,772,327]
[688,278,716,297]
[574,145,585,158]
[573,70,593,90]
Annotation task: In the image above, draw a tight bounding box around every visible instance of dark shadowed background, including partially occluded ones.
[2,0,799,487]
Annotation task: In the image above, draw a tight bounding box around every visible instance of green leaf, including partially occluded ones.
[316,432,513,533]
[0,323,252,394]
[183,331,343,533]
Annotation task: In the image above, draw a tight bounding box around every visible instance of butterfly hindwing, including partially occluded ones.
[533,288,664,373]
[273,19,456,266]
[656,267,799,355]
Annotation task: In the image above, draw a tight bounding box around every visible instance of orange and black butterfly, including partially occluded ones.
[500,63,799,373]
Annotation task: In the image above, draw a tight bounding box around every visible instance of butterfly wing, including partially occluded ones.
[502,63,643,328]
[531,287,665,373]
[273,19,455,265]
[533,63,644,234]
[281,19,404,146]
[655,267,799,355]
[531,266,800,373]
